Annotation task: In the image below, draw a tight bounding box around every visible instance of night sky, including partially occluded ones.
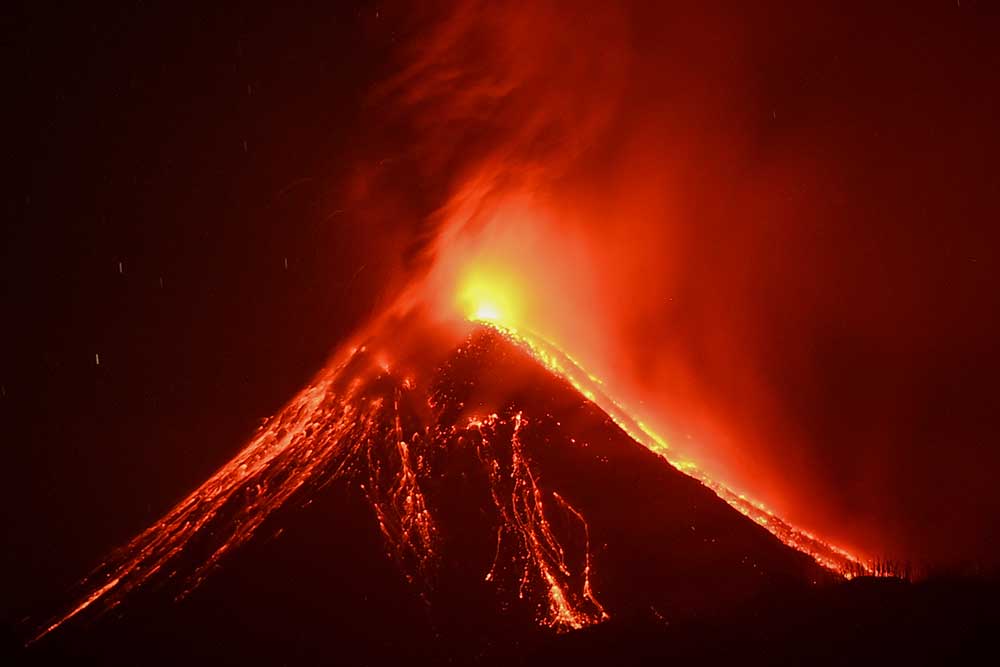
[4,0,1000,626]
[4,2,401,618]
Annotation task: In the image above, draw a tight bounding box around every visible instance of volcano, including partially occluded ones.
[24,313,857,663]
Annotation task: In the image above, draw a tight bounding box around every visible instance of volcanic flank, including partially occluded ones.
[28,313,843,663]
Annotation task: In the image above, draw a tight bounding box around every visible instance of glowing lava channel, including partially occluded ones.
[467,314,869,578]
[31,335,608,642]
[33,276,870,644]
[458,282,872,579]
[469,411,607,629]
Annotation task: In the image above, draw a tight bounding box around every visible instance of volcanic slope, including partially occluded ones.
[23,323,836,664]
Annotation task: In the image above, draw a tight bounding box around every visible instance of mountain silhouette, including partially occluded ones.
[16,317,903,664]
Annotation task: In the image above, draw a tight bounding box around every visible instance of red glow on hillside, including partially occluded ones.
[379,1,909,565]
[406,176,868,570]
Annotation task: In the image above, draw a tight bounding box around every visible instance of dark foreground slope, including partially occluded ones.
[528,575,1000,666]
[9,326,998,664]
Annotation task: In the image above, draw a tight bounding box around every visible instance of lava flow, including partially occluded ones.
[467,317,865,576]
[445,252,869,576]
[31,312,613,642]
[32,264,868,645]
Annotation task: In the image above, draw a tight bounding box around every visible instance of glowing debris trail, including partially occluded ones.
[474,318,868,577]
[469,411,607,629]
[32,314,870,644]
[31,332,608,642]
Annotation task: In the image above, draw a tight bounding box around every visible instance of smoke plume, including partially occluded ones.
[353,1,1000,568]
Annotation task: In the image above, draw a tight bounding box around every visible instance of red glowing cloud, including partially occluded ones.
[369,0,1000,567]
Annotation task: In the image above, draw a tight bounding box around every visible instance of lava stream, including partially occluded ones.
[473,318,868,577]
[32,313,870,644]
[32,328,610,641]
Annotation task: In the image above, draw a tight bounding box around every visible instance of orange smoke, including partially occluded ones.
[378,1,846,555]
[366,0,1000,568]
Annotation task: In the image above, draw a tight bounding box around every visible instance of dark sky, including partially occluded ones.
[4,0,1000,624]
[3,1,407,619]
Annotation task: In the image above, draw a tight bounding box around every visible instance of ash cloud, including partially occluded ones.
[361,1,1000,569]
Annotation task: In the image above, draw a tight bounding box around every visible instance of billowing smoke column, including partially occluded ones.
[372,0,1000,568]
[378,0,859,558]
[31,2,999,643]
[33,2,914,635]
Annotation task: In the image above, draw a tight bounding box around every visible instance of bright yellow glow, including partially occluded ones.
[474,303,502,321]
[456,264,526,327]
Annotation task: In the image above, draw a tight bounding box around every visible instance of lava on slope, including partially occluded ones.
[473,320,866,576]
[29,315,840,655]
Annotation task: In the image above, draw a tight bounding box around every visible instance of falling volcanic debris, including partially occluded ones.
[31,292,865,644]
[10,2,1000,664]
[26,1,927,647]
